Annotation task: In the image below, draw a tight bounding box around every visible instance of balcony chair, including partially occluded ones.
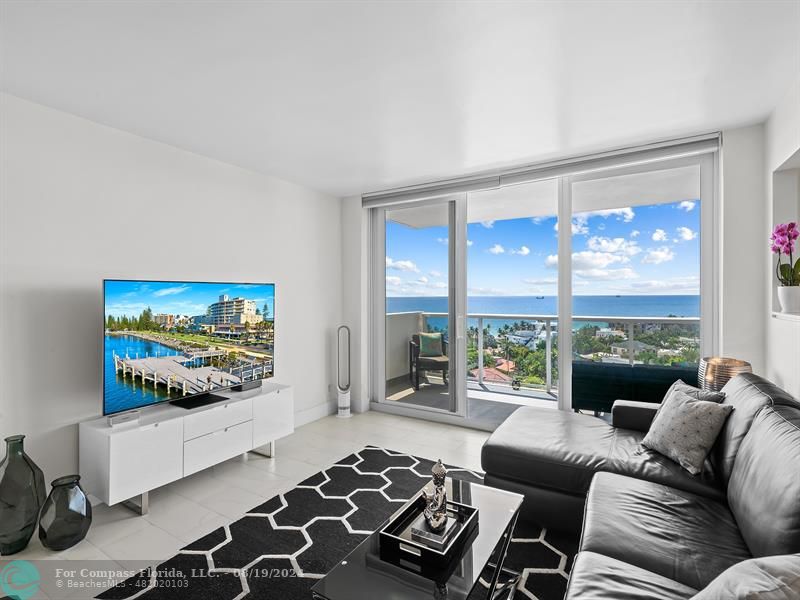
[409,333,449,391]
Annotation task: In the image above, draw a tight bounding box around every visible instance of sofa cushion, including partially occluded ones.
[580,472,751,589]
[712,373,795,484]
[690,554,800,600]
[642,391,733,475]
[727,406,800,557]
[481,406,724,501]
[565,551,698,600]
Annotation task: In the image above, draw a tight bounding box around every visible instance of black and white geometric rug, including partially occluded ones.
[98,447,577,600]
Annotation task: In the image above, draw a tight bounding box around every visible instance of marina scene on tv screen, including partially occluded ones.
[104,280,275,415]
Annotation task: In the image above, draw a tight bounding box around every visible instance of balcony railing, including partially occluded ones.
[386,311,700,398]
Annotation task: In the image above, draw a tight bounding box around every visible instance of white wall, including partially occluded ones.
[764,78,800,398]
[720,124,767,373]
[0,94,343,479]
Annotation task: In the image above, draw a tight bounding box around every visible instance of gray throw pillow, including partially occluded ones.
[642,390,733,475]
[664,379,726,403]
[691,554,800,600]
[649,379,727,425]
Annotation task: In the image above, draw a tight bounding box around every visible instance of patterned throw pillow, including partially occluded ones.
[649,379,727,425]
[418,332,443,357]
[642,390,734,475]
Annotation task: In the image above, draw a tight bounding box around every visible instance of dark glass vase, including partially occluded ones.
[0,435,47,555]
[38,475,92,551]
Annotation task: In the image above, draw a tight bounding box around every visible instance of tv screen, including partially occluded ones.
[103,279,275,415]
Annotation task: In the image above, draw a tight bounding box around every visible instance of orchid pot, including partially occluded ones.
[771,222,800,314]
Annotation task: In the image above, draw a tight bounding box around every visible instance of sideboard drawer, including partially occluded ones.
[183,420,253,476]
[183,398,252,441]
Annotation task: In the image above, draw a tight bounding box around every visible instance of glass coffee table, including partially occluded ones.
[312,479,523,600]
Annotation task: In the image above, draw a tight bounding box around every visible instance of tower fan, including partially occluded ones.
[337,325,351,418]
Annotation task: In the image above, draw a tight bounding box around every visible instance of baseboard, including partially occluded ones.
[295,399,337,427]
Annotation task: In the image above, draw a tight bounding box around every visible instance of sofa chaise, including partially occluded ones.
[481,372,800,597]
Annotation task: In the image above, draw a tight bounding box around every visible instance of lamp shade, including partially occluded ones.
[698,357,752,392]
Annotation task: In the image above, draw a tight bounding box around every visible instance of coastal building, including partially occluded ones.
[595,327,625,339]
[153,313,175,329]
[207,295,264,326]
[506,330,539,347]
[610,340,657,357]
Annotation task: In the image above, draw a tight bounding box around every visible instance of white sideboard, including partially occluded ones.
[79,382,293,514]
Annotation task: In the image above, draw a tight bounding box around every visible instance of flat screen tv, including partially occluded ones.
[103,279,275,415]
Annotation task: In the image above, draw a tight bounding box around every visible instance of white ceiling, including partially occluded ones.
[1,1,798,197]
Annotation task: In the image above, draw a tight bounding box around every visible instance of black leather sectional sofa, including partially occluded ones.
[481,373,800,598]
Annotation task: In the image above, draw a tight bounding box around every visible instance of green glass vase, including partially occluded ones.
[0,435,47,555]
[38,475,92,550]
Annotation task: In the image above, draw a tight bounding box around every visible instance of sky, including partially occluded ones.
[386,199,700,296]
[105,280,275,318]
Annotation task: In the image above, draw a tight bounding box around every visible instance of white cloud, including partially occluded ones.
[576,207,636,223]
[531,217,545,224]
[386,276,448,297]
[153,285,190,297]
[651,229,668,242]
[545,251,628,270]
[631,230,640,238]
[587,236,641,256]
[436,237,448,245]
[522,277,558,285]
[678,201,696,212]
[468,286,508,296]
[675,226,697,241]
[627,276,699,294]
[510,245,531,256]
[574,267,638,280]
[481,220,495,229]
[488,244,505,255]
[429,270,442,278]
[386,257,419,272]
[554,219,590,236]
[642,246,675,264]
[467,239,474,246]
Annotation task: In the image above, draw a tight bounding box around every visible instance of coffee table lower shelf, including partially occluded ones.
[311,479,523,600]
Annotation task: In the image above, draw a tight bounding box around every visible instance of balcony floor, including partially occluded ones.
[385,375,558,428]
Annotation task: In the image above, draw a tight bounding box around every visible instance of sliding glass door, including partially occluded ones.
[376,197,466,415]
[369,147,718,424]
[568,159,713,414]
[464,179,560,426]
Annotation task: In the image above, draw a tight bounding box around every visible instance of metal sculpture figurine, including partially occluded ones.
[422,459,448,533]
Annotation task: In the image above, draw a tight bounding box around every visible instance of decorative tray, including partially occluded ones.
[378,489,479,577]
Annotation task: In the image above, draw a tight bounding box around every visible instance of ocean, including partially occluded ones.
[104,333,179,414]
[387,295,699,330]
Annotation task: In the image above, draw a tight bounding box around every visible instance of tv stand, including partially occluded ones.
[79,382,294,515]
[170,392,229,410]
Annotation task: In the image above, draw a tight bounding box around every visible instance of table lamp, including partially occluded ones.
[698,357,752,392]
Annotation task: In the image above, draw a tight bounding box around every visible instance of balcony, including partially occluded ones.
[385,311,700,426]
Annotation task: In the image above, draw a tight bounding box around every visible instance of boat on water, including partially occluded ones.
[535,296,545,299]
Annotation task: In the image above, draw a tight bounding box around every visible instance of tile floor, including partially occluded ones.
[8,411,490,599]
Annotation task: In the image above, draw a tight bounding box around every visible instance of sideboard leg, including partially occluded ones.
[250,440,275,458]
[121,491,149,516]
